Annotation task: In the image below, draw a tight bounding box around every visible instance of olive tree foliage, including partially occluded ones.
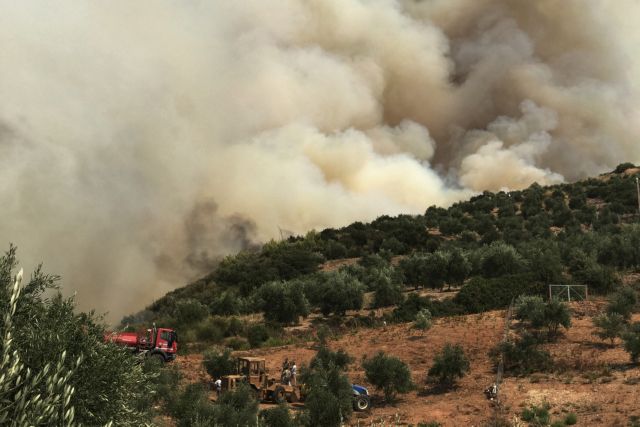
[606,287,637,320]
[318,271,365,316]
[0,245,154,427]
[300,345,353,427]
[593,312,626,345]
[427,343,470,387]
[258,280,310,324]
[479,242,525,278]
[623,322,640,363]
[362,351,413,402]
[413,308,433,331]
[202,347,236,379]
[369,267,404,308]
[514,295,571,339]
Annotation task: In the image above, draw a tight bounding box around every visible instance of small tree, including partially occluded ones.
[427,343,470,387]
[623,322,640,363]
[247,324,270,348]
[413,308,433,332]
[544,298,572,338]
[260,404,296,427]
[606,287,637,320]
[202,348,235,379]
[212,383,259,426]
[318,271,365,316]
[258,280,309,325]
[593,312,626,345]
[363,351,413,402]
[301,346,353,426]
[370,267,404,308]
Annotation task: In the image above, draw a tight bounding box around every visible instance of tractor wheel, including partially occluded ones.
[353,395,370,411]
[286,389,298,403]
[273,386,286,404]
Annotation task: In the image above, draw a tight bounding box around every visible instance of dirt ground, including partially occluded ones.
[175,300,640,426]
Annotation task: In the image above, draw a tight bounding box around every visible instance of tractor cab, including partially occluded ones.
[236,357,269,388]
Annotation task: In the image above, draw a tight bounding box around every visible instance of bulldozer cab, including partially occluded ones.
[236,357,267,388]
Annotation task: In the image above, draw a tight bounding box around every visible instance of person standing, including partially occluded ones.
[291,361,297,386]
[214,378,222,398]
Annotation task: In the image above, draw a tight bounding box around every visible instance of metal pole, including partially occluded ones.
[636,177,640,216]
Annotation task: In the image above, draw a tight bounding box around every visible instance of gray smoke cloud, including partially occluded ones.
[1,0,639,321]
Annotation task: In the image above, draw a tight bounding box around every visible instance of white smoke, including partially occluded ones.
[1,0,639,321]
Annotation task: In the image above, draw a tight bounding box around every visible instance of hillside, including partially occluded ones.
[126,163,640,330]
[124,164,640,426]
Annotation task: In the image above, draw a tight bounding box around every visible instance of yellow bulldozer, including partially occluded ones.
[221,356,303,403]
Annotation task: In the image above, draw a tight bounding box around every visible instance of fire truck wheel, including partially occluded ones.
[150,353,165,364]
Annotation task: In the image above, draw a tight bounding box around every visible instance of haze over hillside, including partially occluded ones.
[1,0,640,321]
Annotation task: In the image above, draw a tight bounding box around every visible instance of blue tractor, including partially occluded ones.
[352,384,370,411]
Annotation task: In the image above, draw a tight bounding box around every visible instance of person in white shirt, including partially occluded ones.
[291,362,297,386]
[214,378,222,397]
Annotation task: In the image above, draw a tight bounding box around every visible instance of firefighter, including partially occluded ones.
[484,383,498,401]
[282,357,290,371]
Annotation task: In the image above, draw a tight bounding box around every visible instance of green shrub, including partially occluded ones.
[491,334,553,375]
[455,274,543,313]
[301,346,353,426]
[0,246,155,426]
[258,280,310,325]
[166,383,216,426]
[363,351,413,402]
[414,309,433,331]
[593,312,626,345]
[247,323,270,348]
[212,383,259,426]
[514,295,571,340]
[623,322,640,363]
[521,402,550,425]
[202,348,236,379]
[318,271,365,316]
[195,318,224,342]
[225,336,250,351]
[564,412,578,425]
[260,404,296,427]
[174,298,209,325]
[607,287,637,320]
[427,343,470,387]
[370,267,404,308]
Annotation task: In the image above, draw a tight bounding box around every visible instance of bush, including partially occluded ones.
[363,351,413,402]
[479,242,525,278]
[593,312,626,345]
[212,383,259,426]
[318,271,365,316]
[370,268,404,308]
[521,402,550,425]
[195,318,224,343]
[514,295,571,339]
[173,298,209,325]
[301,347,353,426]
[166,383,216,426]
[427,343,470,387]
[414,309,433,331]
[455,274,543,314]
[260,404,296,427]
[623,322,640,363]
[0,246,155,426]
[247,323,270,348]
[607,287,637,320]
[258,280,310,325]
[491,334,553,375]
[309,345,353,372]
[202,348,236,379]
[564,412,578,425]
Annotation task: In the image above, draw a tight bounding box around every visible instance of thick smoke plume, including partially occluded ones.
[1,0,639,321]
